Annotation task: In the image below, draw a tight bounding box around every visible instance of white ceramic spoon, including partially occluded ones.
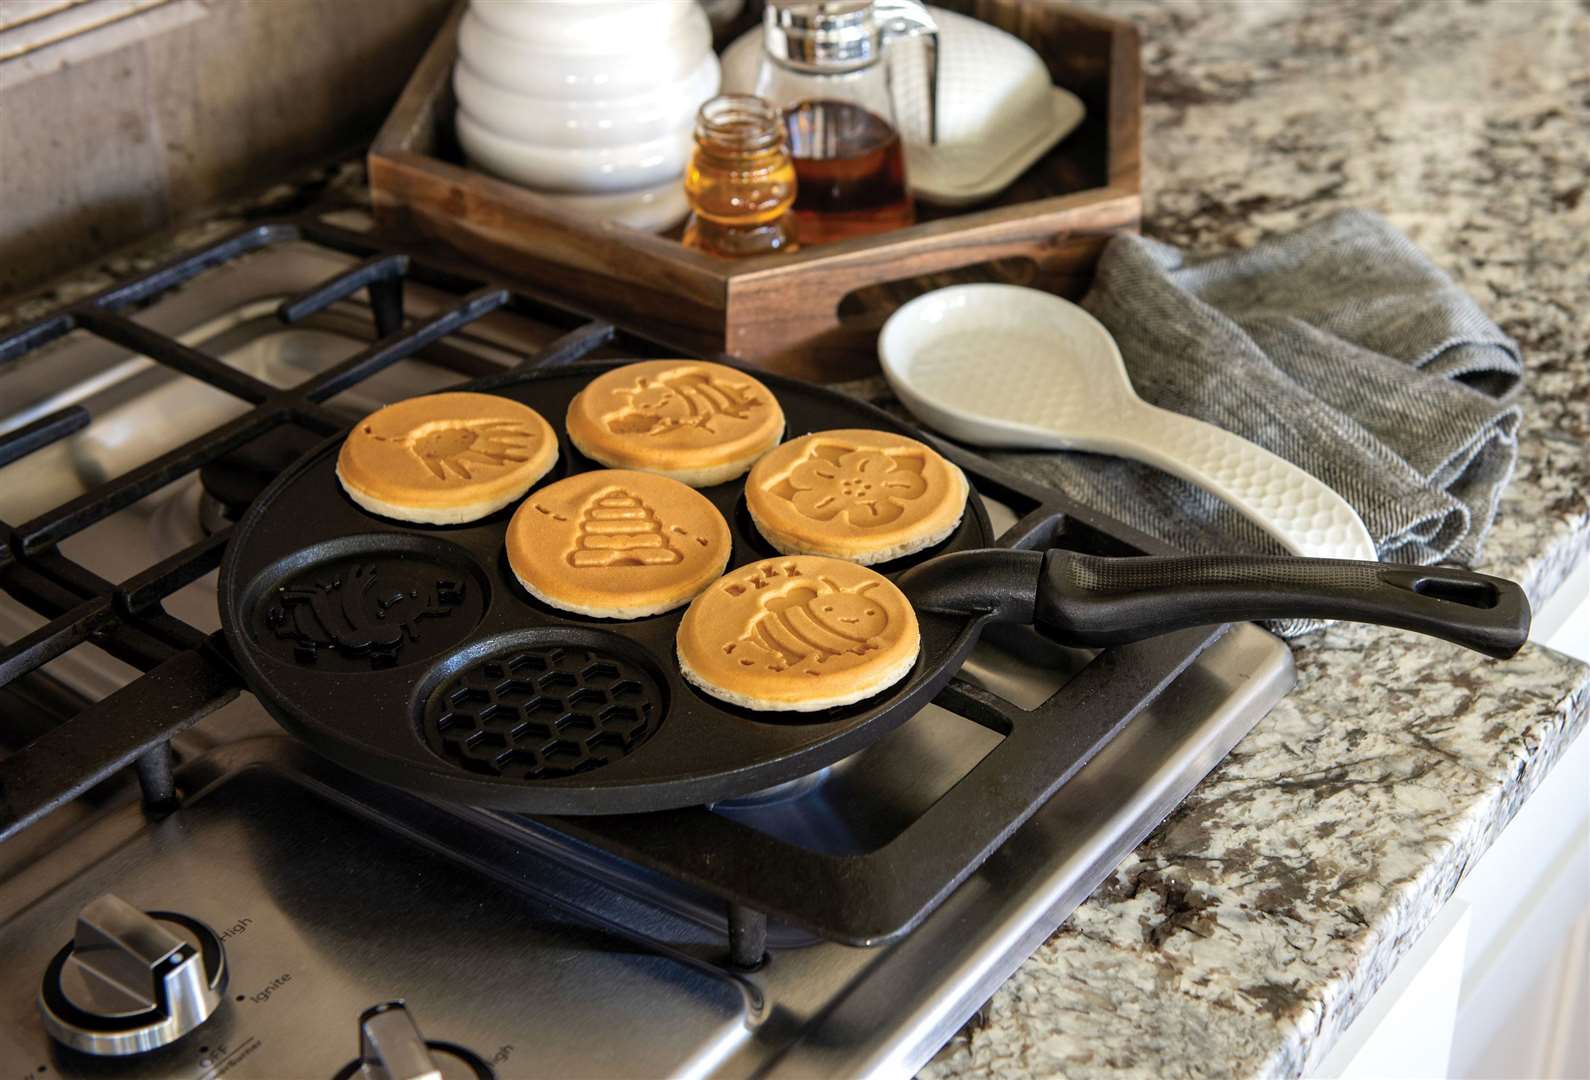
[878,283,1377,561]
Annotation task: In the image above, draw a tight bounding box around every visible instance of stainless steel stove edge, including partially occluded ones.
[0,623,1290,1079]
[751,623,1293,1078]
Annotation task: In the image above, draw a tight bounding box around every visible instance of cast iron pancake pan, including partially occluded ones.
[219,362,996,814]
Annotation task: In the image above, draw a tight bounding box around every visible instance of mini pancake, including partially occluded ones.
[337,392,558,524]
[566,360,784,486]
[745,429,968,565]
[506,469,731,618]
[678,556,920,712]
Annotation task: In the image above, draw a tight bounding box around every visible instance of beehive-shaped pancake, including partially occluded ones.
[507,469,731,618]
[568,489,684,567]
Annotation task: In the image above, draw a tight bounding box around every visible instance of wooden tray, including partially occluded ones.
[369,0,1141,382]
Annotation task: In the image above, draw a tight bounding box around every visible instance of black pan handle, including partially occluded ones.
[1034,552,1531,659]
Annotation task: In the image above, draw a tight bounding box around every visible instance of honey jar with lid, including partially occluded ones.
[683,95,799,257]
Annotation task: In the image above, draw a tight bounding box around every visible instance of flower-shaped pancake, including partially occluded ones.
[784,443,930,527]
[746,429,968,565]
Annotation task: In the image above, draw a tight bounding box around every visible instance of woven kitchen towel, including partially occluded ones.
[976,210,1522,586]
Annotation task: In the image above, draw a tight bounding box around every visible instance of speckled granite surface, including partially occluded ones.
[1,3,1585,1075]
[919,1,1590,1076]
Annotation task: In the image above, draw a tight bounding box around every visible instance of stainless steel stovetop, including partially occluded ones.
[0,224,1293,1078]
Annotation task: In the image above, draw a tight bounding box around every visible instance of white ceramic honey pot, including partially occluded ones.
[453,0,721,228]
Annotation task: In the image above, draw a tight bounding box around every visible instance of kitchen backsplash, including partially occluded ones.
[0,0,451,296]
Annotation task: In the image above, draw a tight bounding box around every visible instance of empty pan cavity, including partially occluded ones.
[243,534,490,672]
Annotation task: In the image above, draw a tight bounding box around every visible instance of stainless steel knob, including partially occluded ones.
[37,893,228,1056]
[334,1002,495,1080]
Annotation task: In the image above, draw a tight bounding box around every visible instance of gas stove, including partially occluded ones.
[0,213,1293,1078]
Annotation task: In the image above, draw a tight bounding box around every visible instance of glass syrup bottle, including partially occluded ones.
[683,95,799,257]
[753,0,939,245]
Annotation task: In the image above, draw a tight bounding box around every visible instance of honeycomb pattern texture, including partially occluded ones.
[1136,411,1377,561]
[424,646,661,780]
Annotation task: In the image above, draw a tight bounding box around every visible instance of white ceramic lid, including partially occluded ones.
[467,0,700,53]
[460,7,712,99]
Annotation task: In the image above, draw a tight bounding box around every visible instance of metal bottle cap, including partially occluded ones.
[763,1,879,72]
[761,0,940,141]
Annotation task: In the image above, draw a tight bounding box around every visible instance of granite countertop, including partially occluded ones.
[921,1,1589,1076]
[2,2,1586,1077]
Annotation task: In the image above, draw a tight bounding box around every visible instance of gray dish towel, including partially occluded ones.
[1017,208,1513,550]
[1010,209,1521,554]
[852,211,1524,638]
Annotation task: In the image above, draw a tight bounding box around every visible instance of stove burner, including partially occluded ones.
[711,767,830,808]
[423,640,664,780]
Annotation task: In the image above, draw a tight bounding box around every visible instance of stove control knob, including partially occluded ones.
[333,1001,495,1080]
[37,893,228,1056]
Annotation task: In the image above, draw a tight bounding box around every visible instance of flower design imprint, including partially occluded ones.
[773,443,927,527]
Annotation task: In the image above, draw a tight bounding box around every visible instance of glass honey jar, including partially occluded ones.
[683,95,799,257]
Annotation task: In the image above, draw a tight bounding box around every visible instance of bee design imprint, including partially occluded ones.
[603,367,764,437]
[266,563,465,667]
[765,441,927,527]
[367,419,541,482]
[722,563,891,673]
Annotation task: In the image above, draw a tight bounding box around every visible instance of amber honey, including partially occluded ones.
[784,99,914,245]
[683,96,799,258]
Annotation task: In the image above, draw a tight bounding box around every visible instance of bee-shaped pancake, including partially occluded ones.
[567,360,785,487]
[678,557,920,712]
[729,579,889,672]
[606,369,762,436]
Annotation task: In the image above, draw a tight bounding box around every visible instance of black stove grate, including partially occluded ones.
[0,216,631,840]
[0,212,1226,952]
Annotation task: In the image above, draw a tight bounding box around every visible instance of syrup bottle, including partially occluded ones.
[753,0,939,245]
[683,95,799,257]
